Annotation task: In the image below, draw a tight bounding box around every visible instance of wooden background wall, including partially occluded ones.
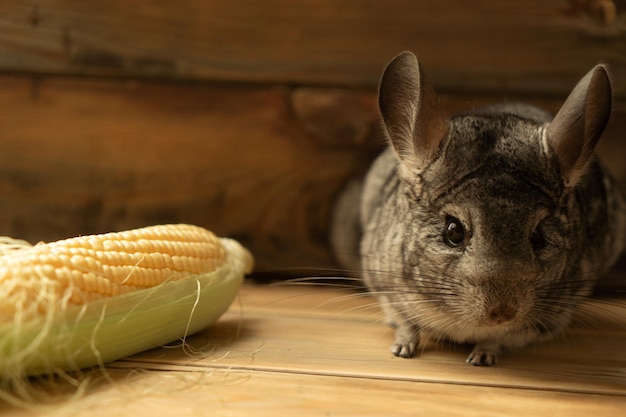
[0,0,624,274]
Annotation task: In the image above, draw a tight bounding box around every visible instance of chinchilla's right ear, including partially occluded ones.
[546,64,612,187]
[378,51,447,180]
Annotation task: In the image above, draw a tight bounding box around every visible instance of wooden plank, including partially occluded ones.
[1,284,625,415]
[120,284,626,396]
[0,1,624,97]
[0,75,624,275]
[3,368,626,416]
[0,76,380,272]
[8,368,626,417]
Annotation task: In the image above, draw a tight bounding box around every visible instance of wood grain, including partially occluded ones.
[0,76,380,272]
[125,284,626,395]
[1,75,624,275]
[7,369,626,417]
[0,0,624,97]
[2,283,625,416]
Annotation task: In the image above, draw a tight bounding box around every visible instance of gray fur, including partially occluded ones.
[333,52,624,366]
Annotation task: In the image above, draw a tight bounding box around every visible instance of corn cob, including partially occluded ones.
[0,224,253,378]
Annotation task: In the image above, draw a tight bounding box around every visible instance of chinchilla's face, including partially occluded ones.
[400,114,581,342]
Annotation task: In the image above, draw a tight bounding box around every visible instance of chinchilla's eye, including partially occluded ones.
[530,218,564,262]
[530,224,547,252]
[443,216,465,247]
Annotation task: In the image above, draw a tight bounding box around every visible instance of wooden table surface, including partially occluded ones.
[3,282,626,416]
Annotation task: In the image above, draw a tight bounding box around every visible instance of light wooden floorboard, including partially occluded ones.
[2,282,626,415]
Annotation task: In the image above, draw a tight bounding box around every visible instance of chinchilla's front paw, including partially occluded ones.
[390,342,416,358]
[466,344,502,366]
[389,322,419,358]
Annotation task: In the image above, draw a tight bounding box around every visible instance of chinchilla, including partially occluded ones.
[331,51,624,366]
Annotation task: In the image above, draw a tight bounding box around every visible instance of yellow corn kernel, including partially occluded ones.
[0,224,233,320]
[0,224,252,377]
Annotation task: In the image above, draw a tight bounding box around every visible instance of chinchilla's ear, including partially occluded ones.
[378,51,447,180]
[546,65,612,187]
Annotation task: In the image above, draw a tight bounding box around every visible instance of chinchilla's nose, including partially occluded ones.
[485,302,517,326]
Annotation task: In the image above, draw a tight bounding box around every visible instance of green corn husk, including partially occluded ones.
[0,226,252,380]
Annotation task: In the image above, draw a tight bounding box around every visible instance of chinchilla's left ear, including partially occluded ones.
[378,51,447,181]
[546,65,612,187]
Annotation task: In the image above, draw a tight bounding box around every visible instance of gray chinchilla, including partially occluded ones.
[331,51,624,366]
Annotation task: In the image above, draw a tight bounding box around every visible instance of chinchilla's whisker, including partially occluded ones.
[314,292,378,307]
[265,274,366,290]
[314,301,387,322]
[576,300,626,329]
[583,296,626,311]
[567,312,606,333]
[255,265,356,275]
[533,294,586,309]
[273,281,365,290]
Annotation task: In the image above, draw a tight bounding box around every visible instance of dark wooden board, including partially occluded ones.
[0,75,624,275]
[0,1,624,97]
[0,76,382,271]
